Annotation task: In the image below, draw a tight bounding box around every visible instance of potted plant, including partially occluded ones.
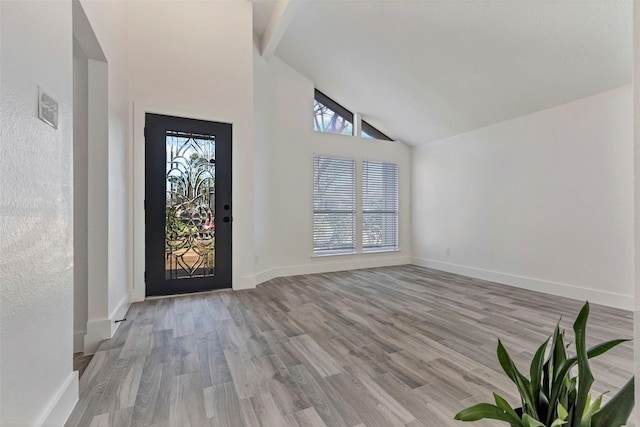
[454,302,634,427]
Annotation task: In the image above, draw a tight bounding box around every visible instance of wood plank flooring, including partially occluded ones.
[66,265,635,427]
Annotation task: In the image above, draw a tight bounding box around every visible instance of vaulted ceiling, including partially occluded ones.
[253,0,631,146]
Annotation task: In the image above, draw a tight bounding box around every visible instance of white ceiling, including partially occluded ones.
[254,0,632,146]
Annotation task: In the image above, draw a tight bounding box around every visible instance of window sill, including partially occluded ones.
[311,248,402,259]
[362,248,401,255]
[311,251,357,259]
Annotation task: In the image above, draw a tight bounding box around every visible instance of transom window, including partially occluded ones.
[313,89,393,140]
[362,120,393,141]
[313,90,354,136]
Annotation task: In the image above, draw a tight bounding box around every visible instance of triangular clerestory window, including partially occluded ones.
[313,89,354,136]
[362,120,392,141]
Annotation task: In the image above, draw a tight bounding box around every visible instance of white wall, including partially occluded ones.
[413,85,633,309]
[0,1,78,425]
[253,52,412,283]
[130,0,255,299]
[78,0,131,352]
[73,36,89,353]
[254,46,278,275]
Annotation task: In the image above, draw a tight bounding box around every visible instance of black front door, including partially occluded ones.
[145,113,232,296]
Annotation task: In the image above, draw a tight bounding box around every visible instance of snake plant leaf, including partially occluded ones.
[522,414,546,427]
[543,323,562,397]
[547,350,576,422]
[554,402,571,427]
[554,329,568,371]
[557,403,568,421]
[572,302,593,427]
[454,403,524,426]
[497,340,537,418]
[590,377,634,427]
[580,393,603,427]
[585,339,630,358]
[545,334,626,424]
[493,393,523,427]
[530,338,549,417]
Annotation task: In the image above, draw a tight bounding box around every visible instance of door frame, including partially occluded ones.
[143,112,232,297]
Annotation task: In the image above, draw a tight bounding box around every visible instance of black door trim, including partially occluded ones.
[145,113,232,297]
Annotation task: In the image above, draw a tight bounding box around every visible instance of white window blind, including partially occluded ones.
[362,161,399,252]
[313,156,356,255]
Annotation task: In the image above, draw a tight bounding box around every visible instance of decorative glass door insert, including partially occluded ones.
[165,131,216,279]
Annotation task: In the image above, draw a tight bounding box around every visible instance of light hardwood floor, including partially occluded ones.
[66,265,634,427]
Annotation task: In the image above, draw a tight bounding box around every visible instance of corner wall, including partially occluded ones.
[253,52,412,282]
[78,0,132,352]
[0,1,78,424]
[412,85,634,310]
[73,37,89,353]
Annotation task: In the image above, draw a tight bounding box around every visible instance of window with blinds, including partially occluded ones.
[313,156,356,255]
[362,161,399,252]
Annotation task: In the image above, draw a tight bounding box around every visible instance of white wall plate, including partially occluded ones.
[38,86,58,129]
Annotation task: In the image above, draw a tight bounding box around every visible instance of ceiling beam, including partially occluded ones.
[260,0,300,60]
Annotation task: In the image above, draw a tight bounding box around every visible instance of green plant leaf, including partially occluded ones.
[551,419,567,427]
[454,403,523,425]
[580,393,603,427]
[530,337,549,418]
[497,340,537,418]
[493,393,523,427]
[591,377,634,427]
[555,329,568,370]
[585,339,630,359]
[522,414,546,427]
[545,335,626,424]
[572,302,594,427]
[548,359,575,423]
[557,402,568,421]
[544,323,562,397]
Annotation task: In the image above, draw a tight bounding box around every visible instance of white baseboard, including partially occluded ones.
[36,371,79,427]
[132,277,145,302]
[109,293,131,336]
[234,274,257,290]
[84,294,131,354]
[73,330,86,353]
[412,257,633,310]
[255,255,412,286]
[255,268,277,285]
[84,318,111,354]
